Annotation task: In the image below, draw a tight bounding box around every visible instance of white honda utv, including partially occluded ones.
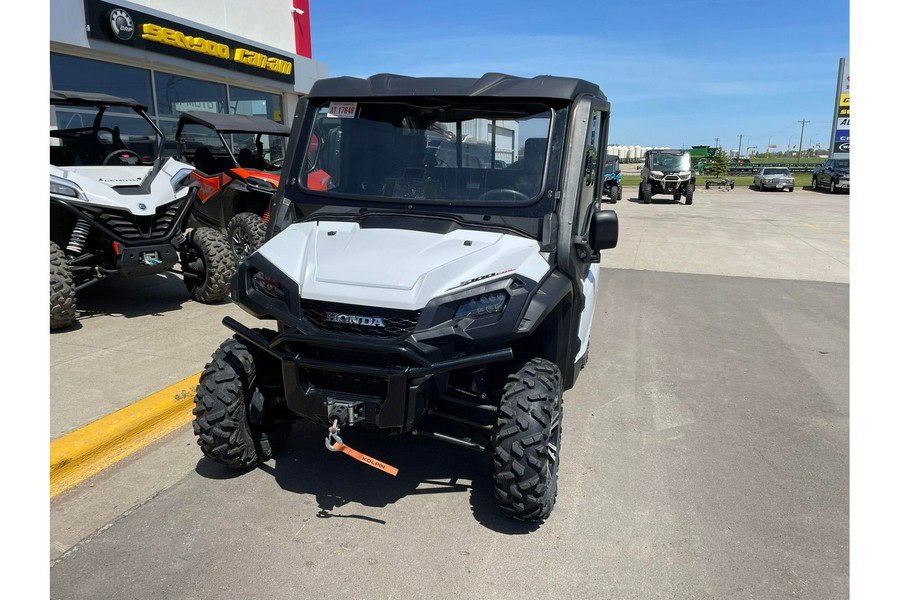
[192,73,619,522]
[50,91,235,330]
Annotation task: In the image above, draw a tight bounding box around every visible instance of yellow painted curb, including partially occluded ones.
[50,373,201,498]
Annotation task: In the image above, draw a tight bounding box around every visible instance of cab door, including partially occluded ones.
[570,102,609,364]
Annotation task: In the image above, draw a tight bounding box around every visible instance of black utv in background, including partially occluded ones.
[638,148,696,204]
[192,72,619,522]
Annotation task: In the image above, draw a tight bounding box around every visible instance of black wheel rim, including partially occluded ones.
[547,398,561,476]
[181,239,208,291]
[231,227,252,261]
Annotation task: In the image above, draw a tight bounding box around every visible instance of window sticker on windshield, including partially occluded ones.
[327,102,357,118]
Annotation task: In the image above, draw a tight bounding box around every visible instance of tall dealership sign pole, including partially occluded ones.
[829,57,850,159]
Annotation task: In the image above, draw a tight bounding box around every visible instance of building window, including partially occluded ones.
[50,53,153,112]
[154,72,227,117]
[50,54,286,157]
[153,72,227,153]
[229,86,284,123]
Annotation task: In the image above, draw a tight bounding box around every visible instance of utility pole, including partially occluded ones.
[714,137,720,150]
[737,134,744,158]
[797,119,809,162]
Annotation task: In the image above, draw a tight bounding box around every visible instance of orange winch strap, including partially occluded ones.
[332,442,399,476]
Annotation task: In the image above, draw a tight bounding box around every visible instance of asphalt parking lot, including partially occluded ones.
[49,185,849,599]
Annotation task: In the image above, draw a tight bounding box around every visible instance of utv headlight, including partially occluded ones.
[50,178,81,199]
[650,170,664,178]
[171,168,194,191]
[246,177,277,192]
[250,270,286,300]
[50,181,78,197]
[455,292,508,319]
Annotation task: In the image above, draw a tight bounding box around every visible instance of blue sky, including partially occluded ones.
[308,0,849,153]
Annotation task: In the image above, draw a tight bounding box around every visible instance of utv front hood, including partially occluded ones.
[255,220,550,310]
[49,158,193,216]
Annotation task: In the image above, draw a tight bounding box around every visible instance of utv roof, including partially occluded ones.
[50,90,146,110]
[306,73,607,105]
[177,111,291,135]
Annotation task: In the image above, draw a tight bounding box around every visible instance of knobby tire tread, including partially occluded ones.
[492,358,563,522]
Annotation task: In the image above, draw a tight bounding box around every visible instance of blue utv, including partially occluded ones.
[603,155,621,203]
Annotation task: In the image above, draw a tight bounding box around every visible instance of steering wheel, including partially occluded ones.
[265,158,284,171]
[477,188,530,202]
[103,149,141,165]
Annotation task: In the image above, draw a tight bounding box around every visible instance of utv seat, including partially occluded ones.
[237,148,263,169]
[192,146,217,174]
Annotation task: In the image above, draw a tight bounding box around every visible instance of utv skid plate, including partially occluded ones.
[223,316,513,449]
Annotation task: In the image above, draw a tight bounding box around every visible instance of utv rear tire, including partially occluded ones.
[642,183,652,204]
[181,227,235,303]
[227,212,266,263]
[50,241,76,330]
[492,358,563,522]
[609,185,620,204]
[685,184,694,205]
[193,334,292,469]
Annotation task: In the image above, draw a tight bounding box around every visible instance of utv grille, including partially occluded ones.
[79,200,186,243]
[301,300,420,339]
[300,347,415,397]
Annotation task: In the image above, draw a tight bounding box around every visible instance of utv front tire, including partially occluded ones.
[642,183,652,204]
[685,183,694,205]
[193,335,292,469]
[609,185,620,204]
[181,227,235,303]
[492,358,563,522]
[227,212,266,263]
[50,241,76,330]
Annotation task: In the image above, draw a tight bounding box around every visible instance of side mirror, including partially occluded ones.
[589,209,618,251]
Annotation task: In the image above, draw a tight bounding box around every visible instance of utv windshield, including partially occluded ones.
[50,104,161,167]
[300,100,552,205]
[651,153,691,172]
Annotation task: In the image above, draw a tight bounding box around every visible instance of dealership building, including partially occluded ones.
[50,0,328,142]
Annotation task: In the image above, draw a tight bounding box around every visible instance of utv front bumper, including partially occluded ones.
[223,316,512,433]
[652,173,691,194]
[116,242,180,276]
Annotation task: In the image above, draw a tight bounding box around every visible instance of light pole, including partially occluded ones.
[797,119,809,162]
